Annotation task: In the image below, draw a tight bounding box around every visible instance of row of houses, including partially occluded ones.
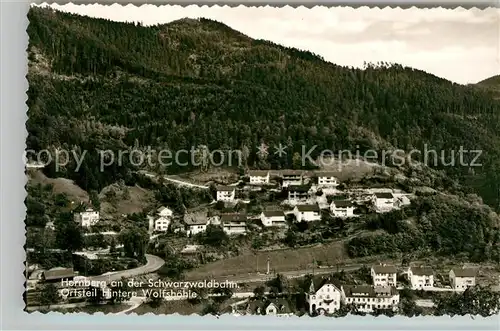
[306,278,399,315]
[372,264,477,291]
[217,182,404,215]
[305,264,479,316]
[247,170,339,188]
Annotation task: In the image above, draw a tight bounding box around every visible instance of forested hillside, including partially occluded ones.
[26,7,500,210]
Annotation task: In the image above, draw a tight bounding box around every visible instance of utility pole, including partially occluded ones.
[266,257,270,275]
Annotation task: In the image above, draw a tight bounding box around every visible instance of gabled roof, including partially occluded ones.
[183,213,208,226]
[248,170,269,176]
[371,264,397,274]
[374,192,394,199]
[410,266,434,276]
[157,206,173,216]
[264,298,293,314]
[262,210,285,218]
[315,171,338,178]
[43,267,74,281]
[309,277,341,294]
[221,213,247,223]
[288,184,311,192]
[451,268,477,277]
[217,185,235,192]
[295,204,320,212]
[281,170,304,176]
[331,200,353,208]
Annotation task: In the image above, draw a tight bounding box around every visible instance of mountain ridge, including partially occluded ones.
[26,7,500,210]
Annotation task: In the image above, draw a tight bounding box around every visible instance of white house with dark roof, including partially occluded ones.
[315,171,339,187]
[287,184,313,202]
[372,192,396,212]
[183,212,209,236]
[42,267,75,283]
[248,170,270,185]
[407,266,434,290]
[330,200,355,218]
[260,210,286,227]
[74,208,100,227]
[155,206,173,232]
[264,298,294,316]
[371,264,397,287]
[293,204,321,222]
[306,278,342,315]
[449,268,476,290]
[341,285,400,313]
[216,186,236,202]
[221,213,247,235]
[281,170,304,187]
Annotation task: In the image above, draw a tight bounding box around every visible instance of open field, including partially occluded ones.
[184,240,347,280]
[28,170,89,203]
[99,183,155,219]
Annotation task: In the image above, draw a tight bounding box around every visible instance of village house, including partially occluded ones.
[73,208,100,227]
[216,186,236,202]
[372,192,396,213]
[306,278,342,315]
[341,285,400,313]
[260,210,287,227]
[371,264,397,287]
[280,170,304,187]
[154,206,173,232]
[221,213,247,235]
[287,184,312,202]
[183,212,209,236]
[315,171,339,187]
[407,266,434,290]
[263,298,294,316]
[248,170,270,185]
[42,267,75,283]
[449,268,477,290]
[330,200,355,218]
[45,221,55,231]
[293,204,321,222]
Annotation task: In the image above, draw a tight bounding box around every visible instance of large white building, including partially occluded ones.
[306,278,342,315]
[449,268,476,290]
[293,204,321,222]
[216,186,236,202]
[287,184,312,202]
[371,264,397,287]
[154,206,173,232]
[184,213,208,236]
[341,285,400,313]
[372,192,396,213]
[221,213,247,235]
[73,208,99,227]
[315,171,339,187]
[260,210,287,227]
[407,266,434,290]
[281,170,304,188]
[330,200,355,218]
[248,170,270,185]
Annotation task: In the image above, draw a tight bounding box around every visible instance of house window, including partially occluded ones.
[268,309,274,313]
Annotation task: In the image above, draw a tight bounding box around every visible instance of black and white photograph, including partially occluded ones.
[22,3,500,317]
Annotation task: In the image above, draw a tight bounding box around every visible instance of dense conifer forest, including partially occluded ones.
[26,7,500,211]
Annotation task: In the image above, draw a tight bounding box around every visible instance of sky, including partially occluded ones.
[38,3,499,85]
